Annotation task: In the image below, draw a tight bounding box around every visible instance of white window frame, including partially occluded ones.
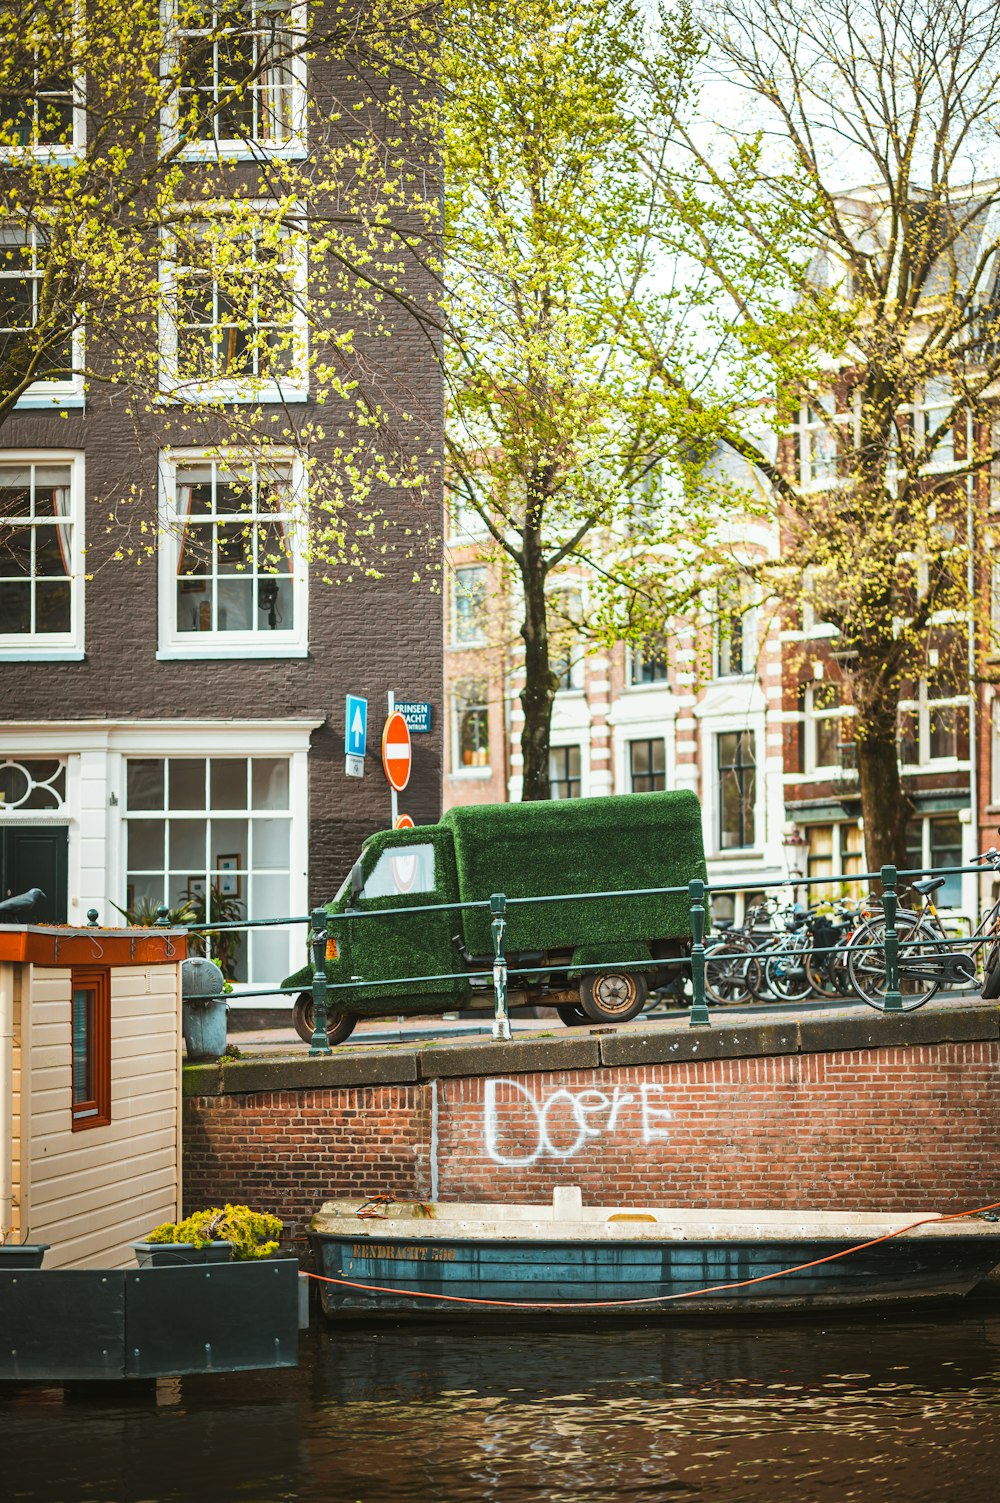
[160,0,308,162]
[794,394,856,489]
[451,563,488,647]
[0,449,85,659]
[713,583,758,679]
[913,377,955,471]
[449,679,491,778]
[1,221,85,408]
[158,203,309,404]
[991,696,1000,807]
[803,684,854,775]
[549,586,585,692]
[0,5,86,164]
[897,677,968,768]
[156,446,308,659]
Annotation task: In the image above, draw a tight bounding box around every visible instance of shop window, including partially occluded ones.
[71,968,111,1130]
[124,754,294,983]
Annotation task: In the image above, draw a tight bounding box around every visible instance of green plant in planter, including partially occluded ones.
[144,1203,282,1260]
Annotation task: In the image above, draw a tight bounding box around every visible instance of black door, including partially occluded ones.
[0,828,69,922]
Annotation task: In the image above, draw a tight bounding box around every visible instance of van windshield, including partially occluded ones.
[363,843,436,900]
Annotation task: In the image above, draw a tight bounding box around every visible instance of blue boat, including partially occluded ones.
[309,1186,1000,1320]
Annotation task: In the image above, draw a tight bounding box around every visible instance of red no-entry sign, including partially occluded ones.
[381,711,412,793]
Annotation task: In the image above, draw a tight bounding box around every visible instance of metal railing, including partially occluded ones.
[158,859,993,1056]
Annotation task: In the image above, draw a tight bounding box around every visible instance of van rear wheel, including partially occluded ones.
[292,993,358,1047]
[579,971,647,1023]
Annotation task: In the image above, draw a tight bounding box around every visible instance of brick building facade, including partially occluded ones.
[0,10,444,1005]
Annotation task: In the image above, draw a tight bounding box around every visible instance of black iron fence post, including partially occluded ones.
[309,907,333,1056]
[688,879,711,1027]
[880,864,903,1013]
[490,892,511,1041]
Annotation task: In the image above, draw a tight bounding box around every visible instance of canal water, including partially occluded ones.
[5,1308,1000,1502]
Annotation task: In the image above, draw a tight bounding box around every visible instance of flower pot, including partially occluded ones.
[131,1240,232,1268]
[182,957,228,1061]
[0,1243,49,1269]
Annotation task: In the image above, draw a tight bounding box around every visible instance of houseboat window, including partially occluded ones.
[71,968,110,1130]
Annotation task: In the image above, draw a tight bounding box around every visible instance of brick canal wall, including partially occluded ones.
[182,1007,1000,1246]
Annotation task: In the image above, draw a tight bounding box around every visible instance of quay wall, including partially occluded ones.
[181,1008,1000,1247]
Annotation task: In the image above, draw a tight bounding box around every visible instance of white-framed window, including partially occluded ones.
[0,2,85,157]
[629,633,669,685]
[446,488,489,543]
[803,680,854,774]
[0,452,84,657]
[451,564,487,646]
[157,449,307,658]
[0,223,83,406]
[549,587,585,691]
[897,677,967,766]
[913,377,954,468]
[795,394,855,486]
[717,730,756,850]
[991,696,1000,807]
[163,0,306,159]
[628,737,665,792]
[714,581,757,678]
[990,418,1000,510]
[450,678,489,773]
[159,208,308,403]
[123,753,296,984]
[549,744,581,799]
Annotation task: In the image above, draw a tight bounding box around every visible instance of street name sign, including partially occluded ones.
[395,701,432,734]
[345,754,364,779]
[381,711,412,793]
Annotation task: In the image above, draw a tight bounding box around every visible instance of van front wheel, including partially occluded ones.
[579,971,647,1023]
[292,993,358,1047]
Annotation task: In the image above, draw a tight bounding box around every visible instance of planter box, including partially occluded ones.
[131,1240,232,1268]
[0,1243,49,1269]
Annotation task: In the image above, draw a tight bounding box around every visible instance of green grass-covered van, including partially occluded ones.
[283,788,707,1045]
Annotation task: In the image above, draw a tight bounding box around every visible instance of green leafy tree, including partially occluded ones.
[666,0,1000,871]
[439,0,721,799]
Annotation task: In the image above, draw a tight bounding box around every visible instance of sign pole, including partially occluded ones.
[387,690,398,826]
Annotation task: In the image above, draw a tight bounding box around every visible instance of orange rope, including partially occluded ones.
[304,1197,1000,1310]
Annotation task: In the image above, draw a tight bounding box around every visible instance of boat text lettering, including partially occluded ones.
[351,1243,456,1262]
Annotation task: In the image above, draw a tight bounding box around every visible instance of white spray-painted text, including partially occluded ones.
[483,1078,673,1167]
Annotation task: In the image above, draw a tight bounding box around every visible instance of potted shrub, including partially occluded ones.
[131,1204,282,1267]
[0,1229,49,1268]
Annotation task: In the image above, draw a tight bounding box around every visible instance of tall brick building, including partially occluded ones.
[0,7,443,998]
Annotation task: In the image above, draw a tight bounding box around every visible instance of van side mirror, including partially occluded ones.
[350,861,365,903]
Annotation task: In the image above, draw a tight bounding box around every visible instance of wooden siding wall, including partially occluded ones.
[21,964,182,1269]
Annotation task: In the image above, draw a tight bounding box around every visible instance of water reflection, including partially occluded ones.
[5,1309,1000,1502]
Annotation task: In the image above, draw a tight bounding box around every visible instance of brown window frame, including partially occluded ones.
[71,967,111,1130]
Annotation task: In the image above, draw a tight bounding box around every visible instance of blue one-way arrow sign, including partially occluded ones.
[345,694,368,756]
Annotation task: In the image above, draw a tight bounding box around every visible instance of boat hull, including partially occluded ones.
[311,1231,1000,1320]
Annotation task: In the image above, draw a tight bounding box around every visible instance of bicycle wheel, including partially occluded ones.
[981,938,1000,999]
[764,940,812,1001]
[846,919,941,1011]
[705,936,762,1006]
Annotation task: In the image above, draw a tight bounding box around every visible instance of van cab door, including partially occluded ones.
[345,827,470,1013]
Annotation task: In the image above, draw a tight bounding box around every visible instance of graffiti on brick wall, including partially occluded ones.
[483,1077,673,1166]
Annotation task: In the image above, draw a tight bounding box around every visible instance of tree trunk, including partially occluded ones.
[856,716,913,879]
[519,532,556,801]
